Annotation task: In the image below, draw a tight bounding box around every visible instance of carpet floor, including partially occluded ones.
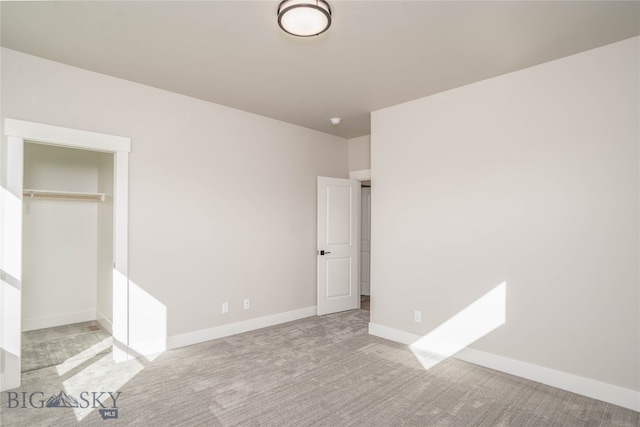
[21,321,111,373]
[2,310,638,426]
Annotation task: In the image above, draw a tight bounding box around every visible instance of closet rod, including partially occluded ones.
[23,189,105,202]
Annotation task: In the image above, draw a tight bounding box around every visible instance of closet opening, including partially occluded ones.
[1,118,130,391]
[21,142,115,374]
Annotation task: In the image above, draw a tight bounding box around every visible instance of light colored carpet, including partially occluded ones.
[2,310,638,426]
[21,321,111,373]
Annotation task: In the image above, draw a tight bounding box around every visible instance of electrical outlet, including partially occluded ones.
[222,302,229,314]
[243,299,250,310]
[414,310,422,323]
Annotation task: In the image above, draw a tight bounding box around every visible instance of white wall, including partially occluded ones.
[2,48,347,346]
[371,36,639,397]
[347,135,371,172]
[22,143,100,330]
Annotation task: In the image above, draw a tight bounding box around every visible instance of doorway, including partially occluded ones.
[360,182,371,312]
[1,119,130,391]
[21,143,114,373]
[347,169,372,314]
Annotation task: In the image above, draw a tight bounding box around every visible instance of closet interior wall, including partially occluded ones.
[22,142,114,332]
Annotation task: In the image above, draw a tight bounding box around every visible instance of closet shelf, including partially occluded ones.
[23,189,105,202]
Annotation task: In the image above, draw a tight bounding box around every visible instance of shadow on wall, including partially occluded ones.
[410,282,507,370]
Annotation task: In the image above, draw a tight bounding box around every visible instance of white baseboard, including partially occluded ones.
[95,310,113,335]
[167,305,317,350]
[369,322,640,412]
[369,322,418,345]
[455,347,640,412]
[121,306,317,360]
[127,337,168,358]
[22,310,96,332]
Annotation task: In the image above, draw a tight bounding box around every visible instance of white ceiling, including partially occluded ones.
[2,1,639,139]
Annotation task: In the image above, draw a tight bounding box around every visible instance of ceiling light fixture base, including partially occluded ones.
[277,0,332,37]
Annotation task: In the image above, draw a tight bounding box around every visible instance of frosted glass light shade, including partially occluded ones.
[278,0,332,37]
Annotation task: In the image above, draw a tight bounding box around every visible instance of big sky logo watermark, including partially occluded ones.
[5,390,121,420]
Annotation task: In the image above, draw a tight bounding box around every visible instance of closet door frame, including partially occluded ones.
[1,118,131,391]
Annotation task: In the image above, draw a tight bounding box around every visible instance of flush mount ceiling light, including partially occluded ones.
[277,0,332,37]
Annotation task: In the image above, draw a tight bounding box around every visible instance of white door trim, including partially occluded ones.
[4,119,130,152]
[1,119,131,391]
[360,187,371,296]
[349,169,371,182]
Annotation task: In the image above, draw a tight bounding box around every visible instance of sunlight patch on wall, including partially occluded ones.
[0,281,20,361]
[410,282,507,370]
[1,187,22,282]
[128,280,167,359]
[1,187,23,390]
[112,269,129,362]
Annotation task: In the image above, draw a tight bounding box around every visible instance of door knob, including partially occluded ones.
[318,250,331,256]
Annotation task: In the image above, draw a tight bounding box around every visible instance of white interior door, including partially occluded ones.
[317,177,360,315]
